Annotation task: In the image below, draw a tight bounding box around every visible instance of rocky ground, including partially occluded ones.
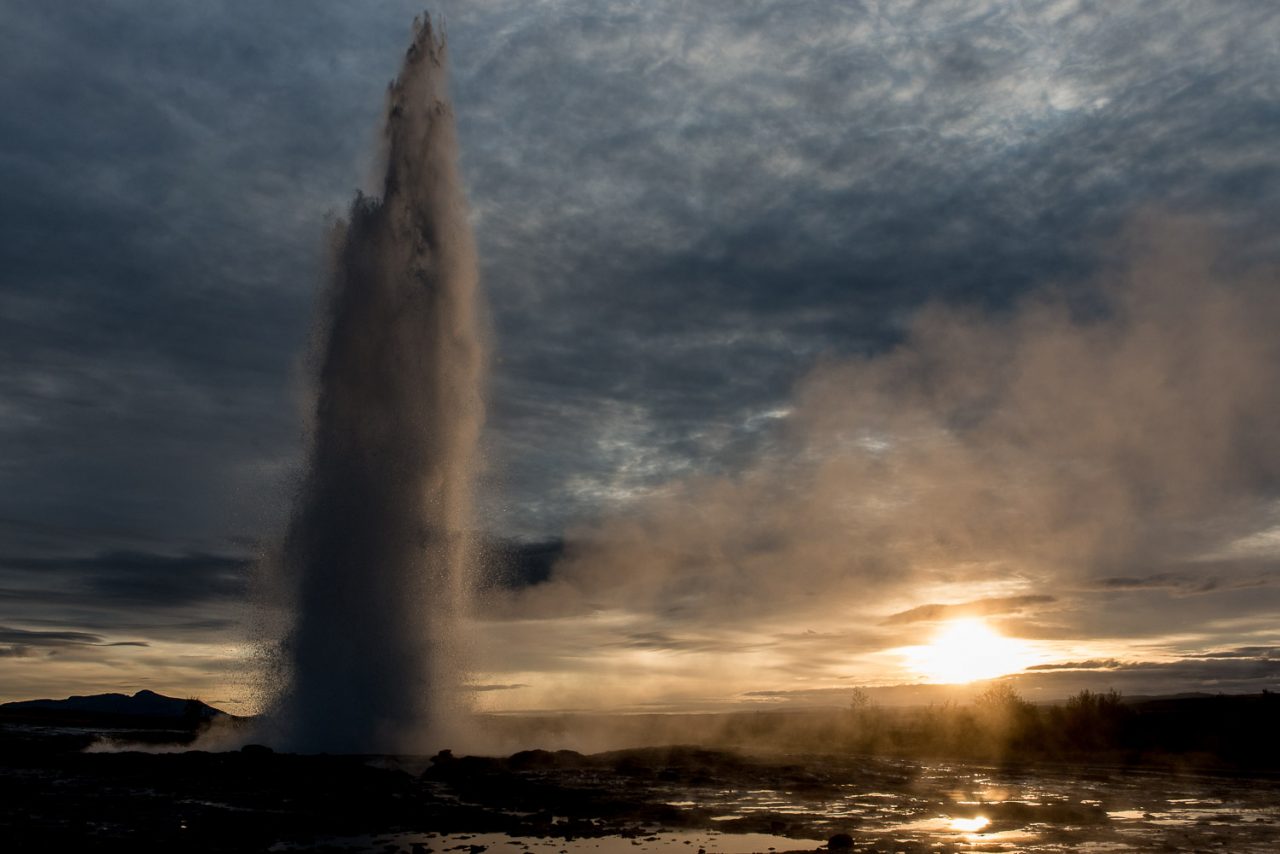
[2,723,1278,853]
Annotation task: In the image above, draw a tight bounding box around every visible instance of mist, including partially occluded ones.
[500,219,1279,658]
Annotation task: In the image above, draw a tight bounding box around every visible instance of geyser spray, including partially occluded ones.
[268,17,485,754]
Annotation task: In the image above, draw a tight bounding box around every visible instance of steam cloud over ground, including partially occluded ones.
[475,221,1280,712]
[539,222,1279,615]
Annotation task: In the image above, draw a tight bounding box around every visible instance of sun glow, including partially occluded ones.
[949,815,991,833]
[904,618,1037,684]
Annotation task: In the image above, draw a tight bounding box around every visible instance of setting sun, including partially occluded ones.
[904,618,1038,684]
[949,816,991,833]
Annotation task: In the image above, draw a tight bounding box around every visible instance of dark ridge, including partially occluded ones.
[0,689,229,729]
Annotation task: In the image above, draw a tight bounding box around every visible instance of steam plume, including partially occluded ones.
[513,219,1280,633]
[266,18,485,753]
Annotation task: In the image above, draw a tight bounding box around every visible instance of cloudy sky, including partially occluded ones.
[2,0,1279,713]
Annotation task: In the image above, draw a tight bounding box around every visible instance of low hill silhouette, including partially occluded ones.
[1,689,228,729]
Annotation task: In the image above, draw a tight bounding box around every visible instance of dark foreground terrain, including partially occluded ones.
[2,719,1278,854]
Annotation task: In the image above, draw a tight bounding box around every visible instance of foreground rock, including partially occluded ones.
[1,724,1277,853]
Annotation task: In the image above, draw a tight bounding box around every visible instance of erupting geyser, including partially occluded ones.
[268,17,485,753]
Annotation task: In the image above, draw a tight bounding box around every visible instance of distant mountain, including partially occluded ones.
[0,689,227,725]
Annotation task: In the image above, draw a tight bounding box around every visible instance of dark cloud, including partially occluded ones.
[1027,659,1126,672]
[482,539,565,590]
[0,626,105,646]
[1186,646,1280,660]
[611,631,767,655]
[1089,570,1276,596]
[1014,654,1280,697]
[1028,649,1280,674]
[0,551,249,607]
[5,0,1278,542]
[0,549,250,665]
[435,0,1280,535]
[0,624,150,659]
[0,0,427,546]
[2,0,1279,704]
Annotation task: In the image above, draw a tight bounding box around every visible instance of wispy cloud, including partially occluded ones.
[882,596,1057,625]
[2,1,1279,707]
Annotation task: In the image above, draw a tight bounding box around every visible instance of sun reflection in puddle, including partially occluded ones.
[429,760,1280,853]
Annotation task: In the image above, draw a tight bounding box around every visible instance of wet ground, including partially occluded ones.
[1,726,1277,852]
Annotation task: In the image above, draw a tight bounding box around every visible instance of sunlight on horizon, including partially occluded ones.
[902,618,1039,684]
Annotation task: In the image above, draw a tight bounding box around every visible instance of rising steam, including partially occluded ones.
[509,219,1280,635]
[265,18,486,753]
